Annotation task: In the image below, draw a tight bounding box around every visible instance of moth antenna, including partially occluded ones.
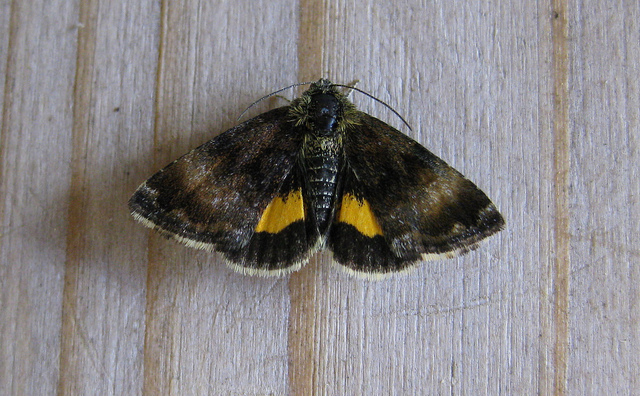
[237,81,314,121]
[342,80,360,98]
[333,84,412,131]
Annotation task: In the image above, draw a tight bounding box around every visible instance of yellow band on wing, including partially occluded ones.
[337,193,383,237]
[255,189,305,233]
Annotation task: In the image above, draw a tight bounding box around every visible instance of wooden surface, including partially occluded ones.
[1,0,638,394]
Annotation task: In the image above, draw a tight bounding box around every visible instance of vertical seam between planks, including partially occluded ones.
[288,0,326,394]
[551,1,570,394]
[142,0,168,394]
[0,0,20,235]
[0,1,20,394]
[58,0,99,394]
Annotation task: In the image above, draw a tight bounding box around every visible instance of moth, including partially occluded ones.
[129,79,504,276]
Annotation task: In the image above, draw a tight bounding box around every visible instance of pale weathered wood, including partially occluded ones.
[1,0,639,395]
[566,1,640,394]
[0,0,78,394]
[57,0,160,394]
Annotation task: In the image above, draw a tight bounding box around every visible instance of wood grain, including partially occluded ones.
[1,1,77,394]
[552,0,570,393]
[1,0,638,394]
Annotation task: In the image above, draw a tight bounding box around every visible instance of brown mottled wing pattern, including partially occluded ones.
[329,113,505,274]
[129,107,317,274]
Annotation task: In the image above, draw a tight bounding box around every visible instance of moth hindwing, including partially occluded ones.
[129,79,504,276]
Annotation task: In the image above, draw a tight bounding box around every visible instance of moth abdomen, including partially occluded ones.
[302,136,343,235]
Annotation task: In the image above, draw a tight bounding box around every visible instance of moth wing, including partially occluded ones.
[329,113,504,275]
[129,107,320,275]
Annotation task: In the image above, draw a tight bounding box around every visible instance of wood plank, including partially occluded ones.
[0,1,78,394]
[551,0,571,393]
[0,0,638,394]
[57,0,160,394]
[566,1,640,393]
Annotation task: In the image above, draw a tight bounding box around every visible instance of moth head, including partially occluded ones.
[289,79,359,134]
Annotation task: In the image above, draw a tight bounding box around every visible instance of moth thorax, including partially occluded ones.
[302,133,343,235]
